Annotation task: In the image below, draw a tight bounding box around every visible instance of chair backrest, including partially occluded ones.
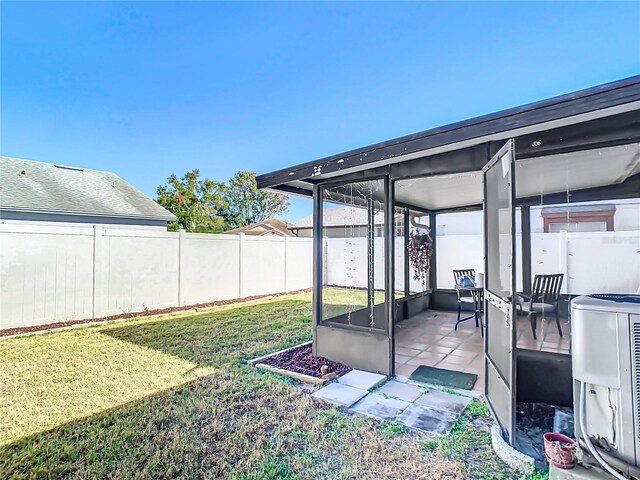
[531,274,564,304]
[453,269,476,284]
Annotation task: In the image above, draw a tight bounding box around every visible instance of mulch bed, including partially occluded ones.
[260,343,352,379]
[0,288,311,338]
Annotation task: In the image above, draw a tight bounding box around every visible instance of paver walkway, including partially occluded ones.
[312,370,473,434]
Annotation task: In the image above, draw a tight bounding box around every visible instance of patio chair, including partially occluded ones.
[518,273,564,340]
[453,268,477,325]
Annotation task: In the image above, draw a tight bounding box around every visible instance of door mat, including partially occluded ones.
[409,365,478,390]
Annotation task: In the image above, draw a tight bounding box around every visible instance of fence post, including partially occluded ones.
[238,233,245,298]
[178,228,185,306]
[283,235,289,292]
[92,225,104,319]
[559,230,568,294]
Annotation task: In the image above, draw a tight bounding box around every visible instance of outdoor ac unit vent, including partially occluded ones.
[572,294,640,468]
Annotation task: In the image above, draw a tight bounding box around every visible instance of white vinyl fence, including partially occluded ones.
[2,225,638,330]
[0,224,313,330]
[324,232,640,296]
[436,231,640,294]
[323,237,428,293]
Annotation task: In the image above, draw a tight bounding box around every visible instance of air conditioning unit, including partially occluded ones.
[572,294,640,477]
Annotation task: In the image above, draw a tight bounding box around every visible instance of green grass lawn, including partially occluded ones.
[0,292,527,479]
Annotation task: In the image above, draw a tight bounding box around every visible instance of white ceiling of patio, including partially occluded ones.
[394,143,640,210]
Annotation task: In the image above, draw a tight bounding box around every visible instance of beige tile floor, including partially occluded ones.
[394,310,572,393]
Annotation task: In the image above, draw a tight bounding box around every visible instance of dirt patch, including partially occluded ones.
[260,343,351,378]
[0,288,311,338]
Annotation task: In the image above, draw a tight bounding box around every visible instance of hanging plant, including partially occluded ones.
[407,228,433,287]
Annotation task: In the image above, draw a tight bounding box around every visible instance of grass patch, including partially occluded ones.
[527,470,549,480]
[380,422,406,437]
[1,291,516,479]
[420,400,525,479]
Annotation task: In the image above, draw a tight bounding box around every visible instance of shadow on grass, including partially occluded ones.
[1,296,518,480]
[0,367,311,479]
[0,298,321,478]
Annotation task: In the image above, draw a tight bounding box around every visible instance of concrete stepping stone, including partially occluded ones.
[396,404,458,435]
[350,393,410,421]
[338,370,386,390]
[375,379,424,402]
[414,388,472,415]
[311,382,368,407]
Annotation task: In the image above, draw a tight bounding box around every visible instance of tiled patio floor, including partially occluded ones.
[395,310,571,393]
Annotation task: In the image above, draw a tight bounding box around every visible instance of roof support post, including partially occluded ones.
[521,206,532,296]
[312,184,322,356]
[429,212,437,290]
[385,176,395,376]
[403,207,410,298]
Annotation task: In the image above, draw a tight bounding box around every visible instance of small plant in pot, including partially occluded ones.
[543,432,577,469]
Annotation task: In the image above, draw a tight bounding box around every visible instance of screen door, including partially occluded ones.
[483,139,517,444]
[312,177,394,376]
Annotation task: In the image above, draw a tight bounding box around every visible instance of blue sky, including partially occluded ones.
[2,2,639,222]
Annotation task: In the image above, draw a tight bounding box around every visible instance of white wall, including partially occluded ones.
[0,224,312,330]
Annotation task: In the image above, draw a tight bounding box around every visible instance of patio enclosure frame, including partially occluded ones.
[259,76,640,448]
[312,175,397,375]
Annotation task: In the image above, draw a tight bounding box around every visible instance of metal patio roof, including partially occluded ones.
[257,75,640,196]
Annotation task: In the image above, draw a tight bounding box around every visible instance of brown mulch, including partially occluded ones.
[261,343,352,378]
[0,288,312,338]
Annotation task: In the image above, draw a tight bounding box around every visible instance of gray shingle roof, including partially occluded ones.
[293,206,385,229]
[0,156,175,220]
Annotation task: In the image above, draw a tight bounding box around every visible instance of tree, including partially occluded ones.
[221,171,289,228]
[156,170,228,232]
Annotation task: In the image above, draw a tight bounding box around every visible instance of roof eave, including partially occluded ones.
[0,207,176,222]
[257,75,640,190]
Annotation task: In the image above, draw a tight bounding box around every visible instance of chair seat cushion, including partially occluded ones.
[459,297,475,304]
[521,302,555,313]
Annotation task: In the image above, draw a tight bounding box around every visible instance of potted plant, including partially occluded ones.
[407,229,433,289]
[543,432,577,469]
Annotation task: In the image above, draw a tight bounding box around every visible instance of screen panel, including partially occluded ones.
[486,300,512,381]
[321,179,387,331]
[314,177,393,375]
[485,149,513,300]
[483,140,516,445]
[486,361,513,438]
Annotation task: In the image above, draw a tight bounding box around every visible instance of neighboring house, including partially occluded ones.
[434,199,640,236]
[224,218,294,237]
[291,206,388,237]
[0,156,175,230]
[293,200,640,237]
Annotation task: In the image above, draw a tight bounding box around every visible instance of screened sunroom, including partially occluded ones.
[257,76,640,448]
